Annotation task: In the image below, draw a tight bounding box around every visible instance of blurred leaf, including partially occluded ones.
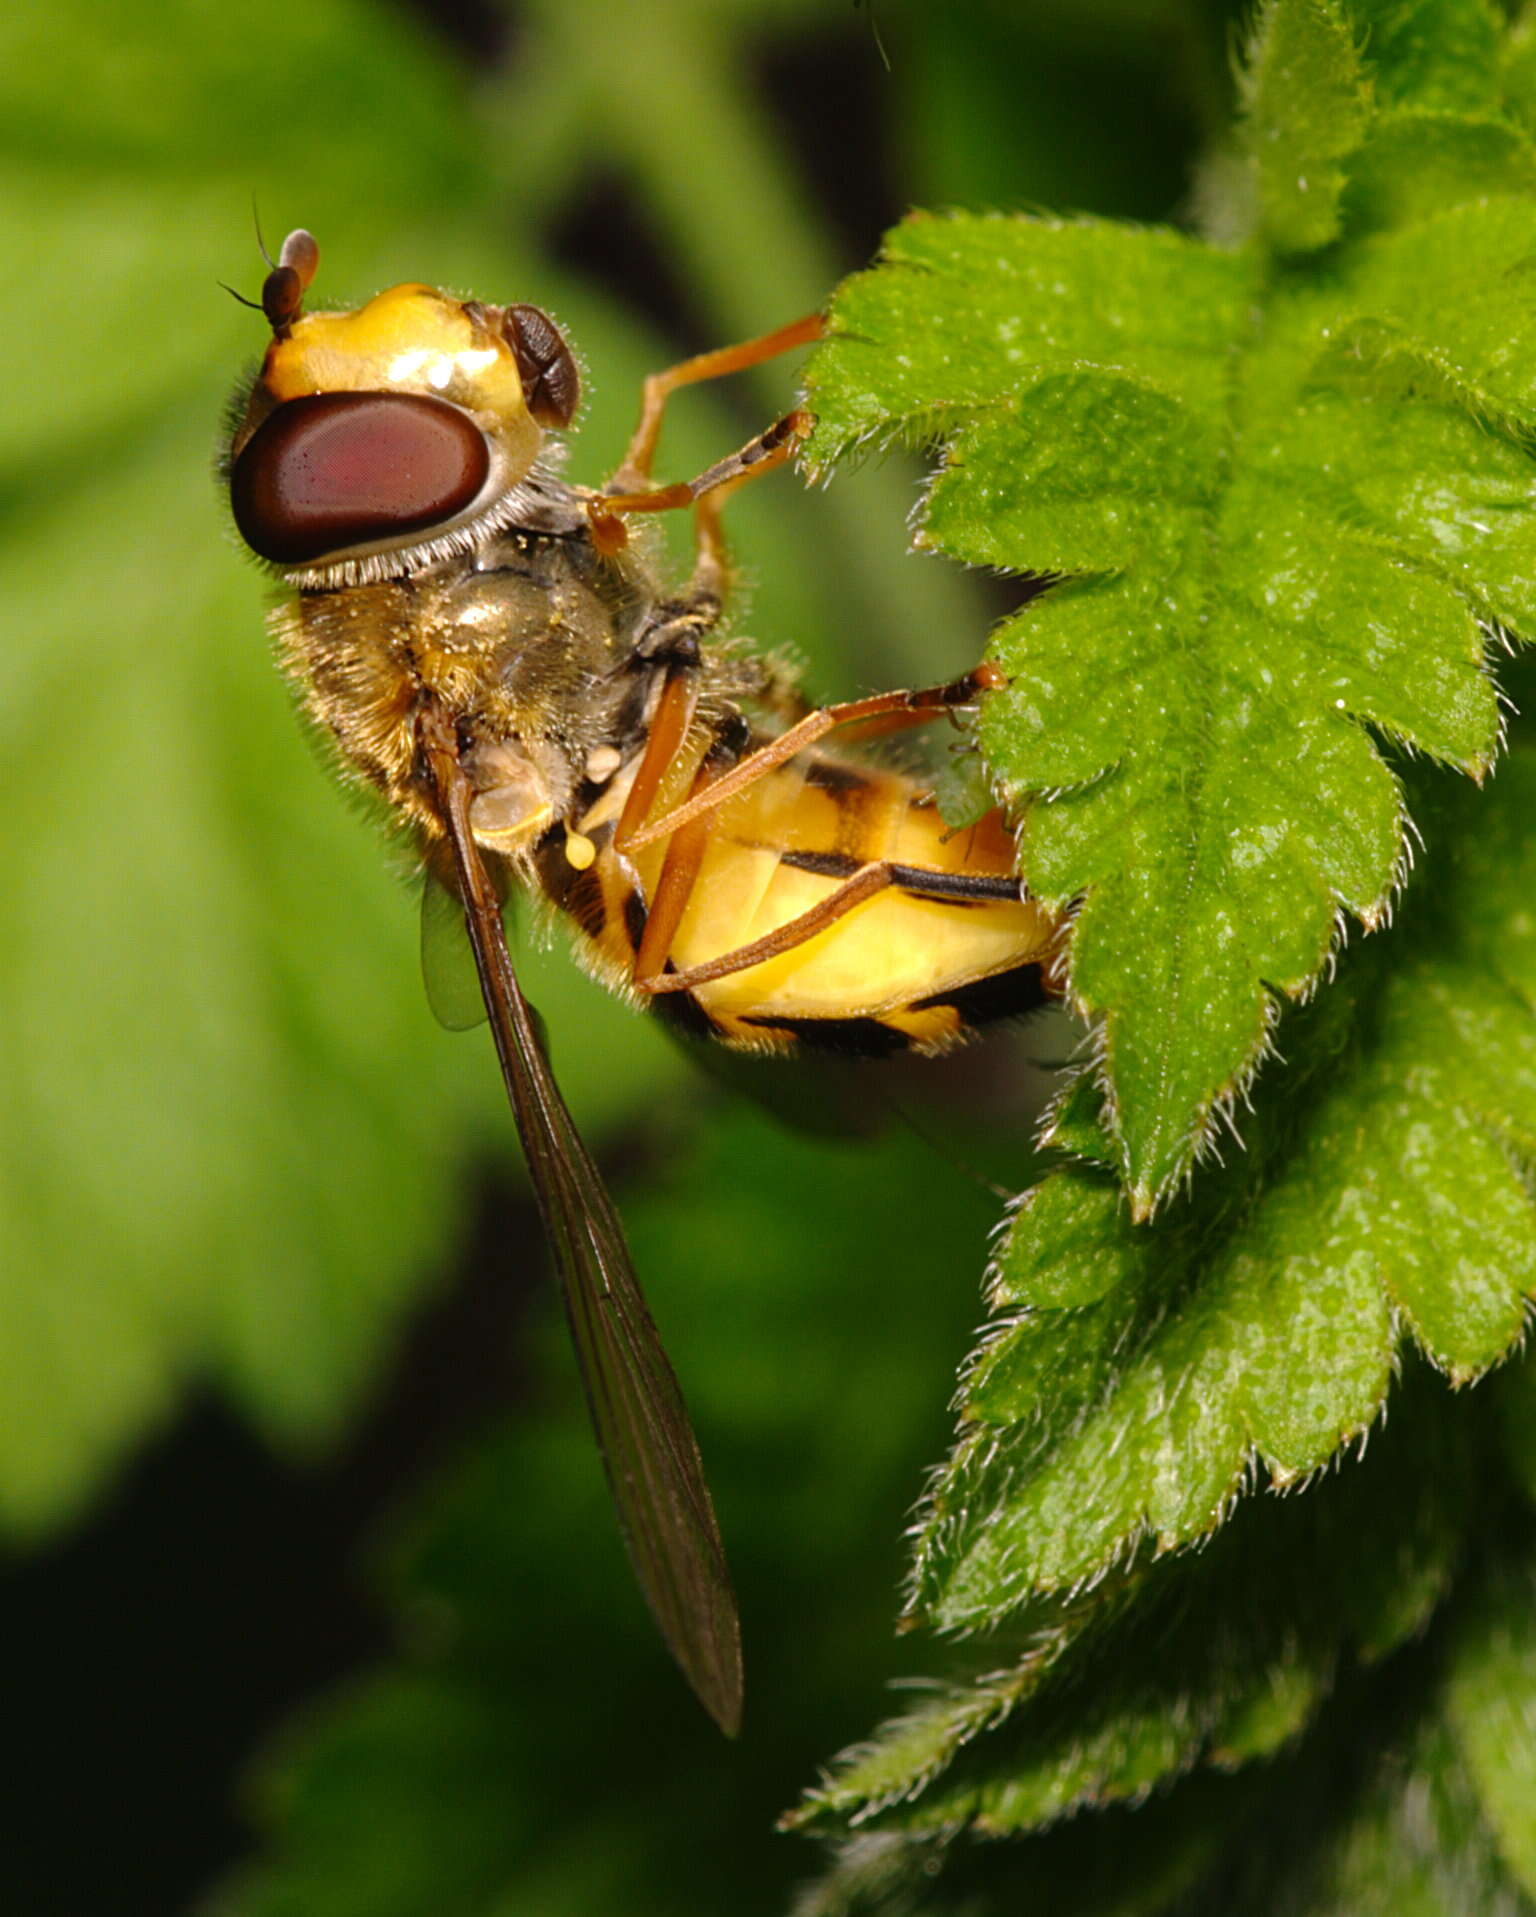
[0,0,529,1530]
[793,1771,1264,1917]
[794,1507,1536,1916]
[1292,1716,1536,1917]
[1354,0,1505,114]
[1278,1538,1536,1917]
[0,0,852,1528]
[214,1108,1005,1917]
[1445,1553,1536,1897]
[1506,2,1536,128]
[1237,0,1370,252]
[894,0,1232,224]
[1344,105,1536,227]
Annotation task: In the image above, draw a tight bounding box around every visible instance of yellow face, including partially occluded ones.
[227,242,579,583]
[240,284,536,449]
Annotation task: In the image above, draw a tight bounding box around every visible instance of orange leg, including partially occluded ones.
[633,811,714,988]
[622,663,1009,854]
[614,667,701,851]
[610,312,825,491]
[631,735,738,988]
[588,410,812,560]
[687,451,788,601]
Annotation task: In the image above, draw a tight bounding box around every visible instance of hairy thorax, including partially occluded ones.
[273,510,659,841]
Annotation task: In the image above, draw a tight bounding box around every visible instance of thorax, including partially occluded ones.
[274,499,661,843]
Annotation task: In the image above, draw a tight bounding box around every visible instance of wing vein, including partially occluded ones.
[420,704,743,1736]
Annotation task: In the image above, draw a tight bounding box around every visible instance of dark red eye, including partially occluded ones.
[230,391,492,564]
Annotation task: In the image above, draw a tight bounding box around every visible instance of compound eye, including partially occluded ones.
[230,391,492,565]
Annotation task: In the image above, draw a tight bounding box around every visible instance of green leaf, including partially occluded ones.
[1445,1553,1536,1897]
[1296,1714,1536,1917]
[794,1502,1536,1915]
[929,741,1004,832]
[909,752,1536,1630]
[792,1795,1238,1917]
[1343,108,1536,229]
[790,1363,1475,1837]
[805,103,1536,1202]
[1505,5,1536,131]
[789,720,1536,1874]
[1325,197,1536,436]
[1238,0,1371,255]
[1283,1533,1536,1917]
[1351,0,1505,114]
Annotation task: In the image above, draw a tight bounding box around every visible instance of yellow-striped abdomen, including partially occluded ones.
[562,740,1057,1055]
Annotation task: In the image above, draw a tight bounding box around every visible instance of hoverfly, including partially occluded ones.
[223,231,1061,1735]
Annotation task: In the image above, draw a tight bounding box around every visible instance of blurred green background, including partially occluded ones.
[1,1,1240,1910]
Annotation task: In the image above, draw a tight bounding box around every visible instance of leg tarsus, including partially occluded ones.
[587,410,812,567]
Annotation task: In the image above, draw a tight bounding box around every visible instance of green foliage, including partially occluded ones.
[0,0,514,1528]
[797,1538,1536,1914]
[786,762,1534,1886]
[789,1,1536,1905]
[1446,1551,1536,1895]
[806,0,1536,1211]
[217,1108,1001,1917]
[9,0,1536,1912]
[1238,0,1371,251]
[907,758,1536,1629]
[791,1360,1480,1836]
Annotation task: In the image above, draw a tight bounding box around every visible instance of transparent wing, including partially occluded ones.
[420,863,489,1031]
[423,720,743,1736]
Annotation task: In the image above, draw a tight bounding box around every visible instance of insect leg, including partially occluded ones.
[622,664,1009,853]
[686,431,796,600]
[588,410,811,558]
[614,665,702,849]
[639,858,1046,1000]
[639,862,899,995]
[629,730,746,986]
[609,312,825,490]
